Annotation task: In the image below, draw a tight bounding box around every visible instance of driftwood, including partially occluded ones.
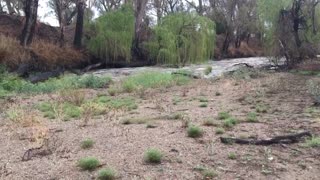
[220,131,312,145]
[83,62,103,72]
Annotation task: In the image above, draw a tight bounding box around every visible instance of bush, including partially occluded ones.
[247,112,258,122]
[144,148,163,164]
[145,13,215,65]
[199,103,208,108]
[223,118,238,128]
[228,152,237,160]
[202,119,216,126]
[87,4,134,64]
[187,125,203,138]
[78,157,100,171]
[215,128,225,134]
[77,75,112,89]
[98,168,117,180]
[81,139,95,149]
[204,66,213,75]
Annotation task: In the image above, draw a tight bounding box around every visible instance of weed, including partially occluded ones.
[215,128,225,134]
[204,66,213,75]
[223,117,238,128]
[256,104,268,113]
[304,136,320,148]
[199,103,208,108]
[6,107,41,127]
[77,75,112,89]
[202,169,218,179]
[187,125,203,138]
[98,168,117,180]
[78,157,100,171]
[199,97,209,102]
[228,152,237,160]
[107,87,118,96]
[96,96,137,111]
[59,89,85,106]
[247,112,258,122]
[144,148,163,164]
[63,103,82,120]
[81,139,95,149]
[218,111,231,120]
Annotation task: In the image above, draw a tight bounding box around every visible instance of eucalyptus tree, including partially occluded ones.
[20,0,39,47]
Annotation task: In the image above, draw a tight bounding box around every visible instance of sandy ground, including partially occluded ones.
[0,72,319,180]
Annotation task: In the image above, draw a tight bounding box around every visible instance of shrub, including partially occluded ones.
[59,89,85,106]
[87,4,134,64]
[218,112,231,120]
[144,148,163,164]
[204,66,213,75]
[202,119,216,126]
[307,79,320,104]
[81,139,95,149]
[199,97,209,102]
[96,96,137,110]
[247,112,258,122]
[98,168,117,180]
[256,104,268,113]
[187,125,203,138]
[145,13,215,65]
[77,75,112,89]
[78,157,100,171]
[199,103,208,108]
[107,87,117,96]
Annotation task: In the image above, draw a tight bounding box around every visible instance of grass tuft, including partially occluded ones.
[187,125,203,138]
[215,128,225,134]
[78,157,100,171]
[144,148,163,164]
[81,139,95,149]
[304,136,320,148]
[223,117,238,128]
[218,111,231,120]
[97,168,117,180]
[247,112,258,122]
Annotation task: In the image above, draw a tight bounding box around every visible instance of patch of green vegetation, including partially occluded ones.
[121,72,190,93]
[256,104,268,113]
[95,96,138,110]
[63,103,82,120]
[172,97,182,105]
[144,148,163,164]
[199,103,208,108]
[98,168,117,180]
[229,67,263,80]
[304,136,320,148]
[218,111,231,120]
[81,139,95,149]
[228,152,237,160]
[121,118,150,125]
[204,66,213,75]
[291,70,320,76]
[215,128,225,134]
[247,112,258,122]
[223,117,238,128]
[202,169,218,179]
[187,125,203,138]
[78,157,100,171]
[171,113,184,120]
[0,68,111,95]
[37,102,82,120]
[199,97,209,102]
[107,87,117,96]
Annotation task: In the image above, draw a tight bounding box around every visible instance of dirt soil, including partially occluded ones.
[0,72,319,180]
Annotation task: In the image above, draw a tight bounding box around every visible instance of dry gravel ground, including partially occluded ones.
[0,72,319,180]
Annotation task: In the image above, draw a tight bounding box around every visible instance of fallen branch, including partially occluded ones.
[220,131,312,145]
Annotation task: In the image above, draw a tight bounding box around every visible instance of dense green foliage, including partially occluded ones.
[0,67,111,98]
[87,4,135,64]
[145,13,216,66]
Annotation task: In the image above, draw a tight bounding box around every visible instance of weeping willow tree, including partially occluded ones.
[258,0,320,66]
[145,13,216,66]
[87,4,135,64]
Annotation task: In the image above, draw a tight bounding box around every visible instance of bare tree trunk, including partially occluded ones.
[73,0,85,49]
[133,0,148,52]
[20,0,39,47]
[4,0,15,14]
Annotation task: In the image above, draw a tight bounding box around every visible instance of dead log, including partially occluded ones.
[220,131,312,145]
[27,68,64,83]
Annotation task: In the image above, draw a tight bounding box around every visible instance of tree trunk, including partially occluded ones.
[4,0,15,14]
[73,0,85,49]
[133,0,148,53]
[222,32,231,56]
[20,0,39,47]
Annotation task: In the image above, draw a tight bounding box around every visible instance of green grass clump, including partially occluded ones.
[228,152,237,160]
[247,112,258,122]
[187,125,203,138]
[144,148,163,164]
[78,157,100,171]
[202,169,218,179]
[223,117,238,128]
[96,96,137,110]
[204,66,213,75]
[218,111,231,120]
[81,139,95,149]
[256,104,268,113]
[199,97,209,102]
[202,119,216,126]
[304,136,320,148]
[121,72,190,93]
[63,103,82,120]
[199,103,208,108]
[76,75,111,89]
[97,168,117,180]
[121,118,149,125]
[215,128,225,134]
